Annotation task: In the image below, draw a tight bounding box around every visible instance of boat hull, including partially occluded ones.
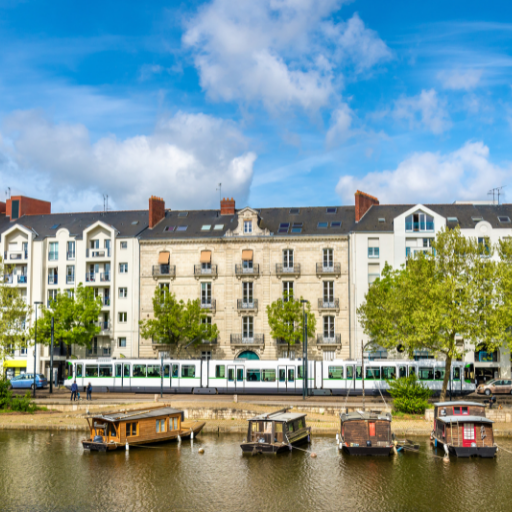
[433,437,497,458]
[341,444,393,456]
[241,431,310,455]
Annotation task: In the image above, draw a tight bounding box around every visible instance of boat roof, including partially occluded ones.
[249,411,306,422]
[340,411,392,422]
[92,407,183,422]
[434,401,483,407]
[437,415,494,425]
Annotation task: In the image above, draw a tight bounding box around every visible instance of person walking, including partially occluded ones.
[70,380,78,402]
[86,382,92,401]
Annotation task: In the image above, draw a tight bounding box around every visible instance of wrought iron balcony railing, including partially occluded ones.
[237,299,258,311]
[316,262,341,276]
[235,264,260,277]
[152,265,176,277]
[316,334,341,345]
[230,334,264,346]
[194,264,218,278]
[317,298,340,311]
[275,263,301,276]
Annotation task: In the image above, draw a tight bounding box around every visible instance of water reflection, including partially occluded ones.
[0,432,508,512]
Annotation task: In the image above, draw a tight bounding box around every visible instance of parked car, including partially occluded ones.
[9,373,48,390]
[477,379,512,396]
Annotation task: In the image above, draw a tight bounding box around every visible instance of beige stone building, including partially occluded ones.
[139,197,353,361]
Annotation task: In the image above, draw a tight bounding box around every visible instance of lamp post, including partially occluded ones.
[33,301,42,398]
[49,316,54,394]
[361,339,375,412]
[301,300,309,401]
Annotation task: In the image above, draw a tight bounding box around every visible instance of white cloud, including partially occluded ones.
[438,69,482,90]
[336,141,510,204]
[0,110,256,212]
[393,89,451,135]
[326,103,353,147]
[183,1,391,110]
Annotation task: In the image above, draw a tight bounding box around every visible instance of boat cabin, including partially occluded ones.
[241,409,311,454]
[339,411,394,456]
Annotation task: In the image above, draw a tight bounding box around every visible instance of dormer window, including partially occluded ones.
[244,220,253,234]
[405,212,434,232]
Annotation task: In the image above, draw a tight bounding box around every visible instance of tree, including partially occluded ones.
[139,288,219,354]
[266,293,316,353]
[0,258,31,369]
[358,227,507,400]
[31,284,103,351]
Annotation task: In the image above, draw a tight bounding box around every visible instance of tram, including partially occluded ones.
[64,358,475,396]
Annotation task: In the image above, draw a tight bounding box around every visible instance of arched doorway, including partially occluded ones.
[237,350,259,360]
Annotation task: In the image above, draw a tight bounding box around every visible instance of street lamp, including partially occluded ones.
[33,301,42,398]
[360,339,376,412]
[301,300,309,401]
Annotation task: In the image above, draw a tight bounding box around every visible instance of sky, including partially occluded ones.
[1,0,512,213]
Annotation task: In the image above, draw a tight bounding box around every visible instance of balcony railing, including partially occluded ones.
[230,334,264,346]
[235,264,260,277]
[48,275,58,285]
[67,251,75,260]
[17,275,28,284]
[5,251,27,261]
[86,272,96,282]
[200,298,216,313]
[100,272,111,282]
[103,297,111,307]
[66,275,75,285]
[48,252,58,261]
[152,265,176,278]
[275,263,301,277]
[316,262,341,276]
[86,248,111,258]
[4,274,13,284]
[237,299,258,312]
[317,298,340,311]
[95,321,112,333]
[316,334,341,346]
[194,264,218,278]
[275,338,301,346]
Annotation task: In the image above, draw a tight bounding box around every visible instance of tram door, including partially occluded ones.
[170,364,179,390]
[227,365,244,391]
[114,363,122,390]
[122,363,131,389]
[278,366,295,392]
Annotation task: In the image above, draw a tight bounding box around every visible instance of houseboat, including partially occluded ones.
[240,409,311,454]
[82,406,205,451]
[431,401,497,458]
[338,411,394,456]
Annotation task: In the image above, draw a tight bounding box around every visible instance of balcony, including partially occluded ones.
[194,264,218,279]
[237,299,258,313]
[48,275,58,285]
[235,263,260,278]
[5,250,27,261]
[152,265,176,278]
[200,298,216,314]
[275,338,301,347]
[66,275,75,285]
[95,321,112,333]
[17,275,28,284]
[316,334,342,346]
[4,274,13,284]
[275,263,301,277]
[316,262,341,277]
[230,334,264,346]
[102,297,111,307]
[67,251,75,260]
[86,248,111,259]
[100,272,111,282]
[201,337,218,346]
[86,272,96,283]
[317,298,340,312]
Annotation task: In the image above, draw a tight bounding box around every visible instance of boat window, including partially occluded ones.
[126,422,137,436]
[297,418,305,430]
[279,369,286,382]
[247,369,261,382]
[381,367,396,380]
[156,419,166,433]
[99,365,112,378]
[434,369,445,381]
[464,423,475,440]
[275,423,283,433]
[215,365,225,378]
[163,365,170,378]
[264,422,272,433]
[124,365,130,378]
[328,366,343,379]
[251,422,261,432]
[288,369,295,382]
[369,422,376,437]
[172,364,179,378]
[453,367,460,381]
[399,366,406,378]
[262,369,276,382]
[346,366,354,379]
[454,407,460,415]
[237,369,244,382]
[182,365,196,378]
[85,365,98,378]
[147,365,161,378]
[409,367,416,376]
[356,366,362,379]
[115,364,122,378]
[76,364,83,378]
[419,368,433,380]
[228,368,235,382]
[288,422,294,433]
[172,417,178,430]
[366,368,380,380]
[133,365,147,378]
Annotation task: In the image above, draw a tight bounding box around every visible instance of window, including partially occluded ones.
[405,212,434,232]
[283,249,294,269]
[368,263,380,285]
[472,216,483,222]
[423,238,433,248]
[368,238,379,258]
[498,216,511,223]
[49,242,58,261]
[453,367,461,381]
[147,365,161,378]
[243,316,254,339]
[181,365,196,378]
[419,367,434,380]
[201,225,211,231]
[244,220,253,233]
[116,337,127,349]
[67,241,75,260]
[119,287,127,298]
[247,369,261,382]
[366,367,380,380]
[126,423,138,436]
[214,224,224,230]
[278,223,290,234]
[323,248,333,269]
[132,365,146,377]
[283,281,293,301]
[464,423,475,440]
[289,208,300,214]
[326,207,337,214]
[378,218,385,223]
[328,366,343,379]
[215,365,225,378]
[178,212,188,217]
[164,226,176,232]
[104,239,111,251]
[156,419,166,433]
[176,226,188,232]
[119,263,128,273]
[317,222,328,228]
[48,289,57,307]
[447,217,458,223]
[434,369,445,381]
[118,312,127,323]
[85,365,98,378]
[90,240,99,249]
[382,367,396,380]
[201,282,212,305]
[331,221,342,228]
[201,316,212,328]
[66,265,74,285]
[262,369,276,382]
[242,282,253,304]
[291,223,303,233]
[99,365,112,378]
[120,241,128,249]
[323,281,334,304]
[323,316,335,339]
[478,237,490,257]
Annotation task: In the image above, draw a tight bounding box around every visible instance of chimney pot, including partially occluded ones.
[355,190,379,222]
[220,197,236,216]
[149,196,165,229]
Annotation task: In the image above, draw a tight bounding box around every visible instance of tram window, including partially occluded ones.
[453,367,460,381]
[172,365,179,378]
[181,365,196,378]
[399,366,406,378]
[163,365,170,378]
[464,364,474,382]
[247,369,261,382]
[288,369,295,382]
[123,365,130,378]
[228,369,235,382]
[409,367,416,377]
[279,369,286,382]
[215,365,225,378]
[262,369,276,382]
[298,366,303,379]
[147,365,161,378]
[419,368,433,380]
[76,364,83,378]
[346,366,354,379]
[381,367,396,380]
[133,365,147,378]
[356,366,362,379]
[237,369,244,382]
[115,364,122,378]
[328,366,343,379]
[99,365,112,378]
[85,365,98,378]
[366,368,380,380]
[434,369,445,381]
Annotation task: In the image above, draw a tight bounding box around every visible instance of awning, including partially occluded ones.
[3,360,27,368]
[242,250,253,261]
[158,251,170,264]
[200,250,212,263]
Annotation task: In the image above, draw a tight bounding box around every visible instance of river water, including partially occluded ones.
[0,430,510,512]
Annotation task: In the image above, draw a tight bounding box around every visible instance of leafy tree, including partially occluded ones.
[139,288,219,354]
[31,284,103,351]
[266,292,316,353]
[387,375,431,414]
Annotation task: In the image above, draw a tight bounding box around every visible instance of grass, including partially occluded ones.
[391,411,427,420]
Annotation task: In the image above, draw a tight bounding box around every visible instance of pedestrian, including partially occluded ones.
[86,382,92,401]
[70,380,78,402]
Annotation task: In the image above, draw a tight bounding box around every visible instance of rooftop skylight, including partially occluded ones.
[289,208,300,214]
[213,224,224,230]
[178,212,188,217]
[331,221,342,227]
[201,225,212,231]
[278,222,290,233]
[317,222,328,228]
[176,226,188,231]
[498,216,511,223]
[326,207,337,214]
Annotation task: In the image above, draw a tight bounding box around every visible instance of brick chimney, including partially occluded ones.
[355,190,379,222]
[0,202,6,215]
[6,195,51,221]
[220,197,235,215]
[149,196,165,229]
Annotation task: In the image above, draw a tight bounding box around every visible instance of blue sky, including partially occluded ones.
[1,0,512,212]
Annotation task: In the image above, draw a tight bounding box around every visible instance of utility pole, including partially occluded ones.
[361,339,365,412]
[301,300,309,400]
[33,302,42,398]
[160,353,164,398]
[49,317,54,394]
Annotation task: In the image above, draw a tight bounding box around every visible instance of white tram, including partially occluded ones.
[64,358,475,396]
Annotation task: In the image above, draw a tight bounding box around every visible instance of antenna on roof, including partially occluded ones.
[103,194,110,215]
[5,187,10,200]
[216,183,222,203]
[488,186,505,206]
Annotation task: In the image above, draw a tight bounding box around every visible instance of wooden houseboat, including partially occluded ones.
[82,406,205,452]
[241,409,311,454]
[338,411,394,456]
[431,401,497,458]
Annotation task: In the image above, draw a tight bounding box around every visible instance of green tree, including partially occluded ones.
[31,284,103,351]
[266,293,316,353]
[139,288,219,354]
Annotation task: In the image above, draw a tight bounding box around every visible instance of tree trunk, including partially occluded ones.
[440,354,452,401]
